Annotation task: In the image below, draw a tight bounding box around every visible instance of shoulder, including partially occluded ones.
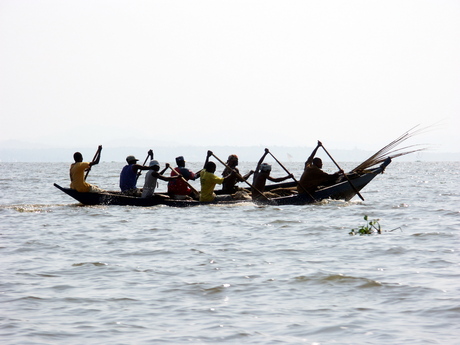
[78,162,90,168]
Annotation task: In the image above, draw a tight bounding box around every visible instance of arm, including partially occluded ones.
[160,163,170,175]
[267,174,293,183]
[158,174,180,182]
[203,150,212,168]
[89,145,103,166]
[135,164,156,172]
[242,170,254,181]
[255,148,270,172]
[306,141,322,165]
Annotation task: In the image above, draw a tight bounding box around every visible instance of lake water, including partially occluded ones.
[1,160,459,344]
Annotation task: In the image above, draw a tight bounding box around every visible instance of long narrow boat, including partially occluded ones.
[54,157,391,207]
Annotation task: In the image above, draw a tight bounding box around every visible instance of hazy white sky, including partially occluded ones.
[1,0,459,153]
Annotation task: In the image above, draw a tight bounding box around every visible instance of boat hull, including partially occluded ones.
[54,158,391,207]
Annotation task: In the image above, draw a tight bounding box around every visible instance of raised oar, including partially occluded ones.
[136,149,154,182]
[84,145,102,180]
[267,150,317,202]
[320,144,365,201]
[167,165,200,199]
[210,152,271,202]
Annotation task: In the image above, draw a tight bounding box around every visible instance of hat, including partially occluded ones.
[126,155,139,163]
[149,160,160,167]
[175,156,185,165]
[260,163,272,172]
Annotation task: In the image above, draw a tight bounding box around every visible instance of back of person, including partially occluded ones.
[167,158,195,196]
[199,165,224,202]
[142,160,160,198]
[70,162,91,192]
[142,172,158,198]
[251,162,273,199]
[120,164,137,192]
[251,170,268,200]
[69,150,103,193]
[298,162,334,193]
[221,166,239,194]
[221,154,239,194]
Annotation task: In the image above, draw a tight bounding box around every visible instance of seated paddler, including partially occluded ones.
[119,154,154,196]
[167,155,197,200]
[251,149,292,201]
[141,160,180,198]
[199,151,233,202]
[69,151,104,193]
[221,154,254,194]
[297,141,343,194]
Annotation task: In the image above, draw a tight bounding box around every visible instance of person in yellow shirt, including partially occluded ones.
[199,161,225,202]
[199,151,232,202]
[69,151,103,193]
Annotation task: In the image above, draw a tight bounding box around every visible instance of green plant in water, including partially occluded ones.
[349,215,381,235]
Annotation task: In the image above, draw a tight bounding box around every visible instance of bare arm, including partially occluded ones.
[89,145,103,166]
[242,170,254,181]
[255,148,270,172]
[267,174,292,183]
[160,163,170,175]
[306,141,322,165]
[203,150,213,168]
[158,174,180,182]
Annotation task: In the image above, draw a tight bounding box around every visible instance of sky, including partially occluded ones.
[1,0,459,155]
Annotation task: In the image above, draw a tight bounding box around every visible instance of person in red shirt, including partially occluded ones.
[167,156,197,199]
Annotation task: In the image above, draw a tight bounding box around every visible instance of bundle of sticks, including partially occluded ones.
[351,125,430,172]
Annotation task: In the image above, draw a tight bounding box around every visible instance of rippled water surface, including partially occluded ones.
[1,161,459,344]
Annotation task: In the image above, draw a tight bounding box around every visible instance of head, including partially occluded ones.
[149,160,160,171]
[312,157,323,168]
[73,152,83,162]
[126,155,139,164]
[260,163,272,174]
[175,156,185,167]
[205,161,216,173]
[227,154,238,167]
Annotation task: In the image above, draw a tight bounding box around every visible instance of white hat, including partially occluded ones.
[149,160,160,167]
[260,163,272,172]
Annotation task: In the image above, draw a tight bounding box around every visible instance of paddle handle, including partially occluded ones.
[136,149,154,182]
[321,145,364,201]
[267,151,317,201]
[210,152,270,202]
[168,166,200,197]
[84,145,102,180]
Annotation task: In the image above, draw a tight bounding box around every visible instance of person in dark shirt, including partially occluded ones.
[251,149,292,201]
[119,154,153,196]
[297,141,342,194]
[221,154,254,194]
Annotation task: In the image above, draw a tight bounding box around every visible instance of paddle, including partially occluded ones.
[167,165,200,199]
[267,150,317,202]
[84,145,102,180]
[135,149,154,182]
[320,144,365,201]
[210,152,271,202]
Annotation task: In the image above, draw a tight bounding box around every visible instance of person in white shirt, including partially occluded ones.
[142,160,180,198]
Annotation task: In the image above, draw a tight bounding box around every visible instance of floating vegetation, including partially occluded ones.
[350,215,381,235]
[349,215,402,235]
